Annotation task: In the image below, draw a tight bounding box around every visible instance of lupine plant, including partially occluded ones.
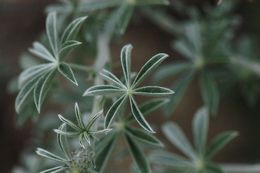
[150,107,238,173]
[12,0,259,173]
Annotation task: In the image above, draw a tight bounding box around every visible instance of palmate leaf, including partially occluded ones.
[58,63,78,86]
[130,96,155,133]
[192,107,209,155]
[162,122,196,160]
[125,133,151,173]
[95,132,117,173]
[34,70,56,113]
[133,86,174,96]
[126,126,163,147]
[132,53,168,88]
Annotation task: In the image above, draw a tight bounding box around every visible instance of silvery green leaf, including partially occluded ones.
[100,69,125,88]
[115,4,134,35]
[36,148,67,162]
[205,162,224,173]
[29,42,56,62]
[90,128,112,135]
[105,95,127,128]
[61,16,87,43]
[153,62,192,83]
[165,70,195,115]
[54,129,79,136]
[58,114,81,131]
[129,96,155,133]
[18,63,54,88]
[103,1,133,37]
[33,70,56,113]
[59,40,82,57]
[86,110,103,130]
[200,73,219,115]
[126,127,164,147]
[149,151,192,169]
[46,12,59,57]
[127,98,169,122]
[125,134,151,173]
[58,63,78,86]
[96,132,117,173]
[133,86,174,96]
[83,85,123,96]
[206,131,238,159]
[184,22,202,54]
[40,166,66,173]
[15,77,38,113]
[132,53,168,88]
[192,107,209,155]
[57,123,71,159]
[75,102,85,129]
[136,0,170,6]
[121,44,133,86]
[163,122,196,159]
[173,39,195,60]
[79,0,121,12]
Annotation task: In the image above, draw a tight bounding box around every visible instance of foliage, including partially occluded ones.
[12,0,260,173]
[150,107,238,173]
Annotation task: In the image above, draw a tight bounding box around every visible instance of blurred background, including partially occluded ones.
[1,0,260,173]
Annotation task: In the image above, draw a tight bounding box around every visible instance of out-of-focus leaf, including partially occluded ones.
[162,122,196,159]
[125,134,151,173]
[165,70,195,115]
[192,107,209,155]
[126,127,164,147]
[200,72,220,115]
[206,131,238,159]
[95,132,117,173]
[154,62,192,83]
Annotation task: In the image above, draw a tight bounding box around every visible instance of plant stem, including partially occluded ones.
[68,63,94,73]
[221,164,260,173]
